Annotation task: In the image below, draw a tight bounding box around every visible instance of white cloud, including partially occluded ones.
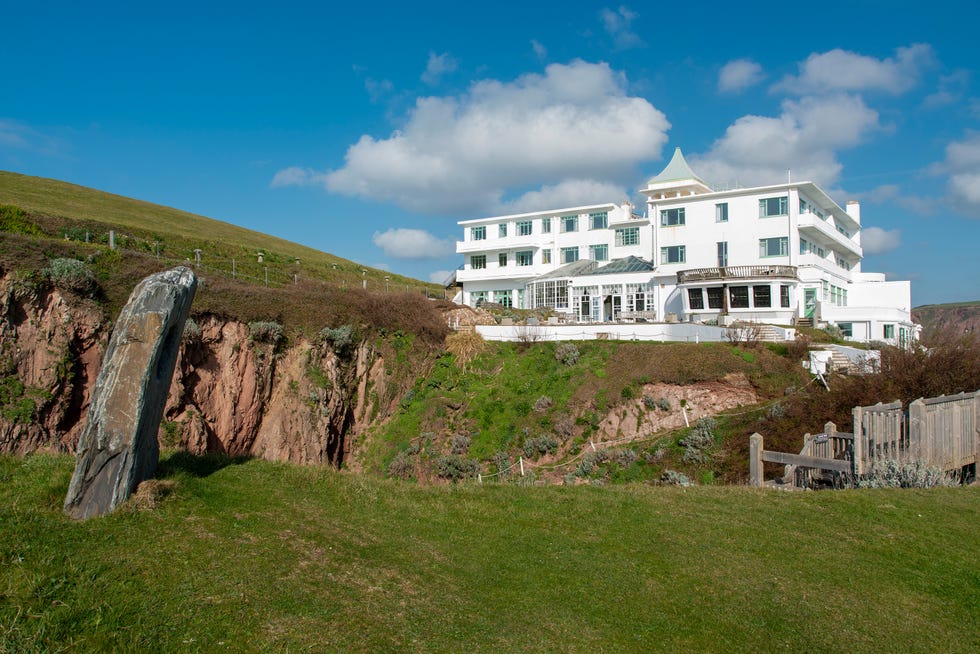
[372,228,455,259]
[421,52,458,86]
[365,78,394,103]
[772,44,934,95]
[691,94,880,188]
[429,269,454,284]
[290,60,669,215]
[599,6,643,49]
[923,70,970,109]
[860,226,902,255]
[498,179,627,214]
[718,59,764,94]
[931,131,980,218]
[269,166,327,188]
[531,39,547,60]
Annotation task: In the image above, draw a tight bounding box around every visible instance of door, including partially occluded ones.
[804,288,817,318]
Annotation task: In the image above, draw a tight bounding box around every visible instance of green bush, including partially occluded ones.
[555,342,580,366]
[318,325,354,354]
[387,451,415,479]
[44,258,96,295]
[522,435,559,459]
[249,321,284,345]
[854,461,959,488]
[0,205,42,236]
[451,434,471,455]
[681,417,717,464]
[435,455,479,482]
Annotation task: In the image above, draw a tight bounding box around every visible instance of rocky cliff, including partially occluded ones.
[0,273,407,466]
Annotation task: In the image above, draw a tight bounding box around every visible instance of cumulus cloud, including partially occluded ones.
[718,59,764,94]
[772,44,934,95]
[283,60,670,215]
[860,226,902,255]
[421,52,458,86]
[930,131,980,218]
[923,70,970,109]
[498,179,627,215]
[372,228,455,259]
[599,6,643,49]
[269,166,327,188]
[691,94,880,188]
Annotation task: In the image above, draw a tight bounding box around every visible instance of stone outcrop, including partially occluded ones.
[64,267,197,519]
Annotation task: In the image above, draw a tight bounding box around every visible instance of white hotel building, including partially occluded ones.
[454,148,917,345]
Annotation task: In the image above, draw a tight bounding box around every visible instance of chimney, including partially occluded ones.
[846,200,861,224]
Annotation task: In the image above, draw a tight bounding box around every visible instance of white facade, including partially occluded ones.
[453,148,917,345]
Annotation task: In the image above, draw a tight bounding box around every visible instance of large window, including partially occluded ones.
[660,245,686,264]
[715,203,728,222]
[498,224,507,237]
[729,285,749,308]
[589,244,609,261]
[471,290,488,306]
[753,285,771,308]
[688,288,705,310]
[759,237,788,257]
[883,324,895,339]
[529,280,569,310]
[471,226,486,241]
[516,250,533,266]
[470,255,486,269]
[707,287,724,309]
[717,241,728,268]
[589,212,608,229]
[542,249,552,264]
[561,246,579,263]
[838,322,853,338]
[615,227,639,246]
[499,253,508,267]
[780,285,790,308]
[759,196,788,217]
[517,220,532,236]
[542,217,552,233]
[493,291,512,308]
[561,215,578,233]
[660,207,686,226]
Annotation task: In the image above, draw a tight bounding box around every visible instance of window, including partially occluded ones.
[883,324,895,339]
[589,211,608,229]
[542,249,552,264]
[615,227,639,246]
[472,226,486,241]
[759,237,788,257]
[470,255,486,269]
[589,244,609,261]
[688,288,705,310]
[561,215,578,233]
[707,287,724,309]
[753,285,771,308]
[799,199,807,214]
[561,246,579,263]
[660,245,686,264]
[729,286,749,309]
[516,250,533,266]
[759,196,788,217]
[660,208,686,226]
[838,322,853,338]
[717,241,728,268]
[493,291,512,308]
[715,203,728,222]
[471,290,488,306]
[517,220,532,236]
[780,285,790,308]
[800,237,809,255]
[499,224,507,238]
[499,253,507,267]
[542,217,552,233]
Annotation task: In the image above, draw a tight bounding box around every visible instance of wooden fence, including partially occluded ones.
[750,390,979,487]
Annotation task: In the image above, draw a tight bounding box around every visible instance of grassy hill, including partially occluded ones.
[2,453,977,652]
[0,170,438,295]
[913,300,980,341]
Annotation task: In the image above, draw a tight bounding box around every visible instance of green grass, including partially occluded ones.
[2,453,977,652]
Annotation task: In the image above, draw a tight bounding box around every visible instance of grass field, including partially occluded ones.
[2,453,977,652]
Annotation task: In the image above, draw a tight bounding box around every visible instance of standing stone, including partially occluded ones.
[64,267,197,519]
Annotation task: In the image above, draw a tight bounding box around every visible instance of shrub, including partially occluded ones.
[451,434,471,455]
[725,321,761,347]
[445,330,484,368]
[182,318,201,342]
[681,417,717,464]
[318,325,354,354]
[613,449,638,467]
[45,258,96,295]
[554,416,575,440]
[493,451,511,480]
[642,395,657,409]
[555,342,580,366]
[248,321,284,345]
[854,460,959,488]
[533,395,553,412]
[657,397,672,411]
[620,385,634,400]
[387,451,415,479]
[435,455,480,482]
[523,435,559,459]
[0,205,42,236]
[661,470,692,486]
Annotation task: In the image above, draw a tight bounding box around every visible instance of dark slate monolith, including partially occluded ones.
[64,267,197,519]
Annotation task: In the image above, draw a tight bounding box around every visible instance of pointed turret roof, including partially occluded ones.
[647,147,708,186]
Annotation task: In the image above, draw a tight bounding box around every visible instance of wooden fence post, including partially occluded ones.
[749,433,763,487]
[908,398,925,464]
[852,405,864,476]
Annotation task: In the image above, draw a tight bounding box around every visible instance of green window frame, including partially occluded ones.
[542,217,552,233]
[516,250,533,266]
[759,237,788,257]
[589,211,608,229]
[470,255,486,269]
[561,246,579,263]
[498,224,507,237]
[660,245,685,264]
[660,207,685,226]
[561,215,578,233]
[589,244,609,261]
[615,227,639,246]
[517,220,532,236]
[715,203,728,222]
[498,253,507,267]
[472,226,486,240]
[759,196,788,217]
[542,249,552,264]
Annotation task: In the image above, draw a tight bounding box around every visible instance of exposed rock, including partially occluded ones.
[64,267,197,519]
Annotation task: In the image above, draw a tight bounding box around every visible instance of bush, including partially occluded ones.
[451,434,471,455]
[182,318,201,342]
[854,460,959,488]
[445,330,484,368]
[318,325,354,354]
[533,395,553,412]
[45,258,96,295]
[387,451,415,479]
[523,435,559,459]
[681,417,717,464]
[657,397,672,411]
[661,470,692,486]
[248,321,284,345]
[435,455,480,482]
[0,205,42,236]
[493,451,511,480]
[555,342,580,366]
[642,395,657,409]
[554,416,575,440]
[620,385,634,400]
[614,449,638,467]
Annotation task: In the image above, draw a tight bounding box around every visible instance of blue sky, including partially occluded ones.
[2,0,977,305]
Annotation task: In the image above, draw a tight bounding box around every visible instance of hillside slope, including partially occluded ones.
[913,300,980,339]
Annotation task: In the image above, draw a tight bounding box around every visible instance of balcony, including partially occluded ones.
[798,212,862,257]
[677,265,798,284]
